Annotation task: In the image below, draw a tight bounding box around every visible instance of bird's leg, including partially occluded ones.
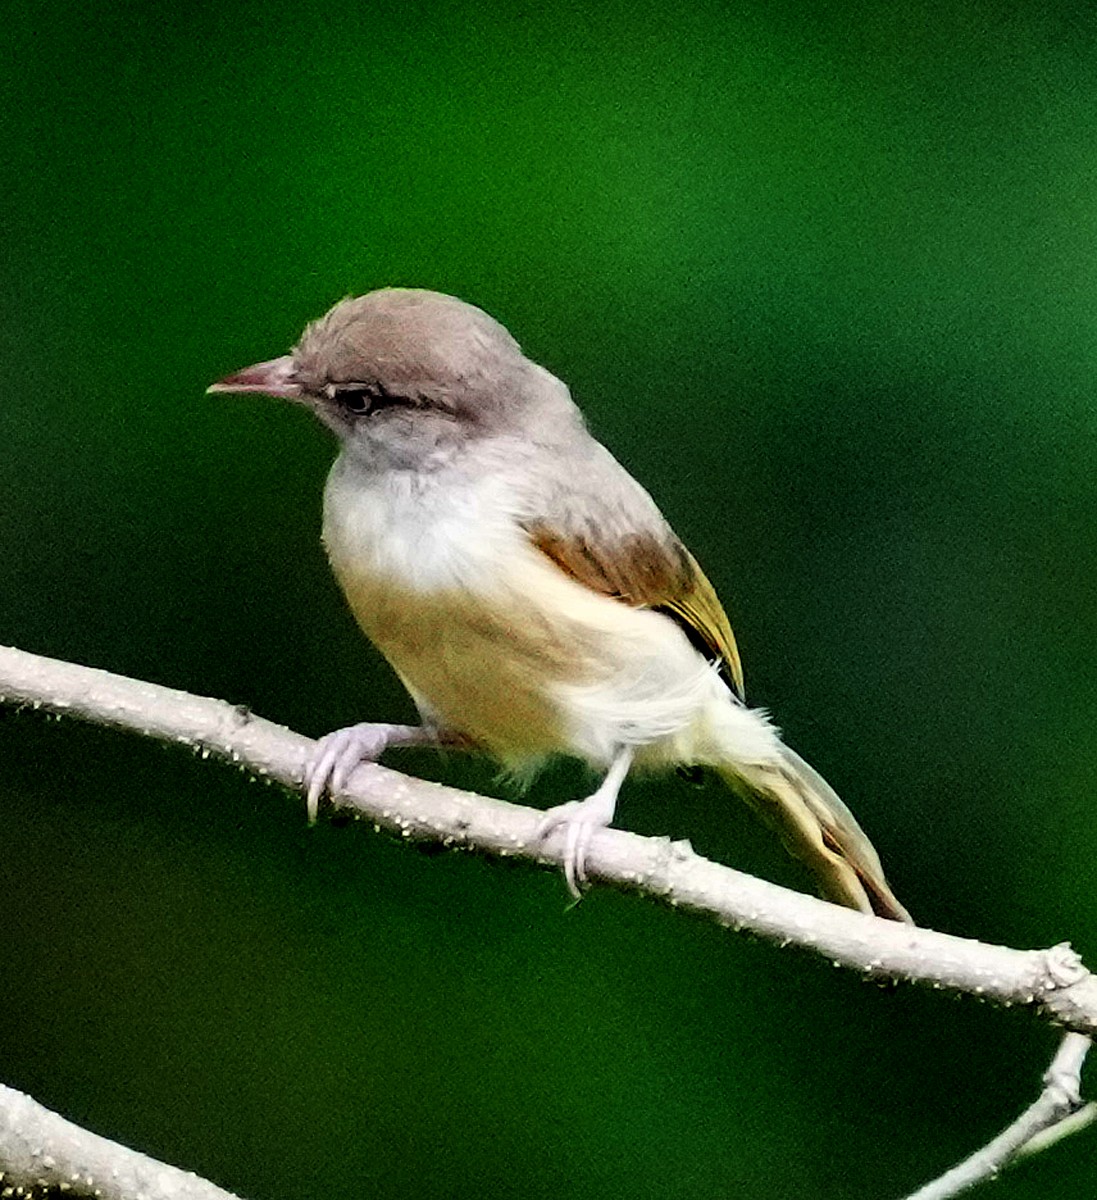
[537,747,634,898]
[304,723,461,821]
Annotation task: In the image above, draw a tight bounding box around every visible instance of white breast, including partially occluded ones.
[322,451,523,595]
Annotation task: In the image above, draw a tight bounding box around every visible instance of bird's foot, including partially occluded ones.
[536,749,633,899]
[304,722,425,821]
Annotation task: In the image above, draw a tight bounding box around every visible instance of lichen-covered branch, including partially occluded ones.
[3,642,1097,1197]
[0,1083,241,1200]
[2,643,1097,1033]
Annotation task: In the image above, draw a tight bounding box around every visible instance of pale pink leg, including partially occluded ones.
[537,748,634,898]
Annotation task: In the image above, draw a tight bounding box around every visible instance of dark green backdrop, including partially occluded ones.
[3,2,1097,1196]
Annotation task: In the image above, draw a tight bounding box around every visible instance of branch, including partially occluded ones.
[2,644,1095,1031]
[0,1083,241,1200]
[902,1032,1097,1199]
[3,643,1096,1196]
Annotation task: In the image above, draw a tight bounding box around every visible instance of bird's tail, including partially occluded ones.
[717,746,911,923]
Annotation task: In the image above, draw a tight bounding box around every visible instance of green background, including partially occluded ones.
[3,1,1097,1196]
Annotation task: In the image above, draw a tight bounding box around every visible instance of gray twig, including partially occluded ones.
[2,644,1096,1032]
[0,1083,242,1200]
[2,642,1096,1200]
[903,1033,1095,1200]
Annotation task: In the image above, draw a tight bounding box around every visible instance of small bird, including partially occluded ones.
[209,289,910,921]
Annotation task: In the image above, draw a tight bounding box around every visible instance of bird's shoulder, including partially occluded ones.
[517,439,745,699]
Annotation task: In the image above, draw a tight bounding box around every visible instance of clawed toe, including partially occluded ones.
[304,723,397,822]
[537,804,594,897]
[537,789,620,899]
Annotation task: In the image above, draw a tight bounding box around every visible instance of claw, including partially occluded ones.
[304,722,408,821]
[536,748,634,898]
[537,800,601,897]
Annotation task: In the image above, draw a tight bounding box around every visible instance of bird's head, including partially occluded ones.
[209,288,577,470]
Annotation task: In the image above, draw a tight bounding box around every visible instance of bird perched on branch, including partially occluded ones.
[210,288,909,921]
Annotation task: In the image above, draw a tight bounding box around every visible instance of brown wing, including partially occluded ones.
[528,523,745,701]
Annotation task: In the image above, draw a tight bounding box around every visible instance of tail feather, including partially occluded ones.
[719,746,911,923]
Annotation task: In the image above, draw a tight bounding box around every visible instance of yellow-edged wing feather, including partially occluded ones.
[527,524,745,701]
[659,549,744,701]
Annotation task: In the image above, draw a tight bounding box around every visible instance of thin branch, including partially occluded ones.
[2,643,1097,1034]
[3,643,1097,1197]
[0,1083,242,1200]
[902,1033,1096,1200]
[1016,1099,1097,1158]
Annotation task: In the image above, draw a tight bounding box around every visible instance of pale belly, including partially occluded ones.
[333,565,580,762]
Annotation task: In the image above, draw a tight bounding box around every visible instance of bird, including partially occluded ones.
[209,288,910,921]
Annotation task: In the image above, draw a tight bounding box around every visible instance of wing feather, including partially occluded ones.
[517,439,744,698]
[527,523,744,700]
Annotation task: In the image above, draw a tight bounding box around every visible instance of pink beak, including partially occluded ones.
[206,355,303,401]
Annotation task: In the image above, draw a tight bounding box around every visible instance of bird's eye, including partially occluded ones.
[327,383,412,416]
[331,385,375,415]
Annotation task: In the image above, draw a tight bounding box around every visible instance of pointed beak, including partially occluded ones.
[206,355,303,401]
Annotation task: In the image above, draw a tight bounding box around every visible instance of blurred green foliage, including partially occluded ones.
[3,1,1097,1196]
